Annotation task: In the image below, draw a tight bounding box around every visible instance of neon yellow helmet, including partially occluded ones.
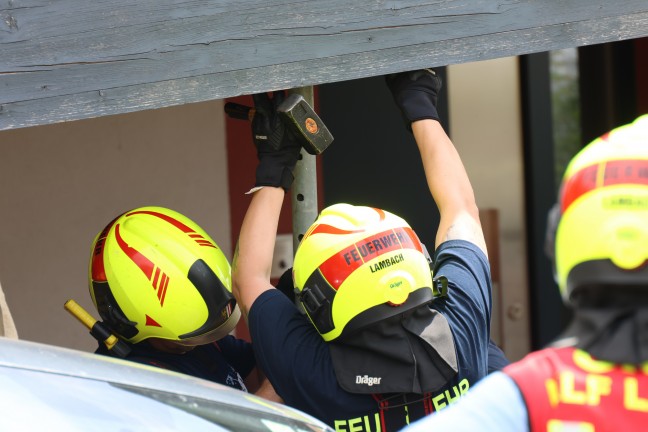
[293,203,434,341]
[89,206,240,345]
[553,114,648,304]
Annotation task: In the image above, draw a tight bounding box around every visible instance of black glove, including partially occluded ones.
[251,91,302,190]
[385,68,442,131]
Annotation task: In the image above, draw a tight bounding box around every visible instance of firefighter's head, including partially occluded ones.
[292,203,435,341]
[546,114,648,307]
[89,207,239,348]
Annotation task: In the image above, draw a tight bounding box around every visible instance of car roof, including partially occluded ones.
[0,337,332,431]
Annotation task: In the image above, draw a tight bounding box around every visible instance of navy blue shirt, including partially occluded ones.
[96,335,255,391]
[249,240,492,429]
[487,339,510,374]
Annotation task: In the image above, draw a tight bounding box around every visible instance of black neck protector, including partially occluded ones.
[553,305,648,364]
[329,305,458,395]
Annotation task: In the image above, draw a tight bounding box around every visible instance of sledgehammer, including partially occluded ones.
[225,93,334,155]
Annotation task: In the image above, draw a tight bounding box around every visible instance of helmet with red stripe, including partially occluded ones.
[293,203,434,341]
[89,206,240,345]
[549,114,648,305]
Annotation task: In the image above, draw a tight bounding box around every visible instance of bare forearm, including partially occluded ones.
[412,120,486,254]
[254,378,284,403]
[232,186,285,316]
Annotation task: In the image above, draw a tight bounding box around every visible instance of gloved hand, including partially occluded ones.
[251,91,302,190]
[385,68,442,131]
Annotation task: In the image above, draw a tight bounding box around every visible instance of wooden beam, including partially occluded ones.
[1,0,647,130]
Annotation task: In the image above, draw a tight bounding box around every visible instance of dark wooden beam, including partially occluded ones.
[2,0,647,130]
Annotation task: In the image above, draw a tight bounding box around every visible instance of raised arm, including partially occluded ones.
[386,70,487,255]
[231,92,302,319]
[233,187,285,318]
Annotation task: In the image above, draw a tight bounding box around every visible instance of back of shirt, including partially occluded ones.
[249,240,492,429]
[96,335,255,390]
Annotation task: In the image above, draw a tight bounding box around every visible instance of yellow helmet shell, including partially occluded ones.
[555,114,648,301]
[293,204,434,341]
[89,206,239,344]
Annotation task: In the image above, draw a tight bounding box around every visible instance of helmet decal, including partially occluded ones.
[561,159,648,213]
[145,315,162,327]
[126,210,217,249]
[303,223,365,239]
[91,216,120,282]
[302,207,386,241]
[152,267,170,306]
[318,226,424,290]
[115,223,170,306]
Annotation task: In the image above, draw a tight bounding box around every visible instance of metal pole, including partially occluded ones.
[288,86,318,252]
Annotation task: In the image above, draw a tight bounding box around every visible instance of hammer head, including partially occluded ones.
[277,94,334,155]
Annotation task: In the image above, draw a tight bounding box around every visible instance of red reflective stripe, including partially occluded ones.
[91,237,108,281]
[91,218,119,281]
[115,218,175,308]
[126,210,216,248]
[424,393,432,415]
[375,394,388,432]
[153,267,161,289]
[561,160,648,212]
[319,227,421,290]
[157,274,166,301]
[115,224,154,279]
[196,240,217,248]
[159,275,169,306]
[127,210,194,233]
[403,226,423,252]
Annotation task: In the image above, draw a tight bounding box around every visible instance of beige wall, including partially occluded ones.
[448,57,531,361]
[0,100,230,352]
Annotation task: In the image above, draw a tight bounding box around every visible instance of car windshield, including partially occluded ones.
[0,366,331,432]
[116,383,329,432]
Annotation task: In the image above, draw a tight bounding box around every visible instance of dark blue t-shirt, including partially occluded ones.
[249,240,492,429]
[96,335,255,391]
[487,339,510,374]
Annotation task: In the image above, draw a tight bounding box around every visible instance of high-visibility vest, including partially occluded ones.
[505,346,648,432]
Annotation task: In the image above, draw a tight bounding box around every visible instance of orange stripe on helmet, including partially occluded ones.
[304,223,364,240]
[302,207,387,241]
[372,207,386,221]
[561,159,648,213]
[319,227,423,290]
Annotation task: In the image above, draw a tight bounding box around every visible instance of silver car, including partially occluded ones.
[0,337,333,432]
